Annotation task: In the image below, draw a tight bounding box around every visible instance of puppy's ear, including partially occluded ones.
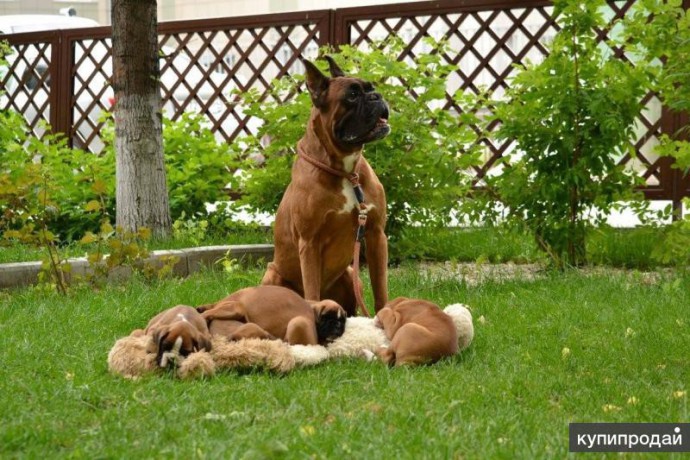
[154,329,170,366]
[324,56,346,78]
[384,297,409,310]
[302,58,329,108]
[193,334,212,353]
[150,326,165,348]
[310,301,325,320]
[375,307,400,334]
[311,300,346,321]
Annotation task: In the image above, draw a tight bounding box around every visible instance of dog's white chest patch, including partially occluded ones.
[339,178,375,214]
[342,154,358,173]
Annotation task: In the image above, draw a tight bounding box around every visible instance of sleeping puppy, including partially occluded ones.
[197,285,347,345]
[374,297,458,366]
[144,305,213,367]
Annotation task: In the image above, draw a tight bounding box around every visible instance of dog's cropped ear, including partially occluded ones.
[324,56,346,78]
[302,58,329,108]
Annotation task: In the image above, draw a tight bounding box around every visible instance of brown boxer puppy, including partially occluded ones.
[261,56,390,315]
[197,285,347,346]
[143,305,212,367]
[375,297,458,367]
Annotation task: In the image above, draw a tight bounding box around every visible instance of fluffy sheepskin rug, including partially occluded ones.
[107,334,158,379]
[107,335,295,379]
[289,304,474,366]
[107,303,474,379]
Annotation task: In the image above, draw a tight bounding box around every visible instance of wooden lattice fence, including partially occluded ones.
[1,0,688,206]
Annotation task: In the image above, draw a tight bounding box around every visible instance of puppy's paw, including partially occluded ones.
[159,351,180,368]
[361,349,378,362]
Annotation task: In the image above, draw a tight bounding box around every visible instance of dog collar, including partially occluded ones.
[297,145,361,184]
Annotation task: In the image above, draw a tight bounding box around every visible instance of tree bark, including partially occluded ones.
[112,0,171,237]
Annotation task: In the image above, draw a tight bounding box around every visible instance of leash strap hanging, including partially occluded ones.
[350,175,370,318]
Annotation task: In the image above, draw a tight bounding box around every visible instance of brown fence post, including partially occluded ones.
[316,10,337,48]
[672,111,690,219]
[660,0,690,219]
[50,30,75,147]
[679,0,690,218]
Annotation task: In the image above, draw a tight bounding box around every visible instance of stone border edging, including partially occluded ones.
[0,244,274,290]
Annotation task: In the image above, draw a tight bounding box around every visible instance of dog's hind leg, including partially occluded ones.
[261,262,285,286]
[261,262,303,295]
[323,268,357,317]
[285,317,318,345]
[389,323,437,366]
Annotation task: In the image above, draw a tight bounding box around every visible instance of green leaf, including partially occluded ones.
[80,232,98,244]
[85,200,101,212]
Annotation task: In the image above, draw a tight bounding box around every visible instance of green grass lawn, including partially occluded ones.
[0,226,274,265]
[0,225,668,271]
[0,265,687,458]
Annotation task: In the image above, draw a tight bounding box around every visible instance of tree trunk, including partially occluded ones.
[112,0,171,237]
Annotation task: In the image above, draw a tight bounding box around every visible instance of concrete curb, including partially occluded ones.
[0,244,274,290]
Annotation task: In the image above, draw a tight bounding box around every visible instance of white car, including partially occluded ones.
[0,13,99,34]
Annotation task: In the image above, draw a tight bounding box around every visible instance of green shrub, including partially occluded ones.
[623,0,690,267]
[231,38,485,248]
[161,113,238,219]
[1,109,247,245]
[470,0,650,268]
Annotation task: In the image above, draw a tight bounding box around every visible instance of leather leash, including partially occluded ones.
[297,145,371,317]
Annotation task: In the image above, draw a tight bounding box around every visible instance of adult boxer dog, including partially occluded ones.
[261,56,390,316]
[141,305,213,367]
[374,297,458,367]
[197,285,347,346]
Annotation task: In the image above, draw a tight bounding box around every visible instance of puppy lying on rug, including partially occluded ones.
[376,297,458,366]
[132,305,212,368]
[107,303,474,379]
[291,303,473,366]
[198,286,347,345]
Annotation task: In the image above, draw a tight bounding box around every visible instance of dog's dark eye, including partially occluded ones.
[347,90,359,102]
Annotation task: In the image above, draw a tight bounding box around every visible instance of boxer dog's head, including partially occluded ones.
[310,300,347,344]
[302,56,390,150]
[150,320,212,368]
